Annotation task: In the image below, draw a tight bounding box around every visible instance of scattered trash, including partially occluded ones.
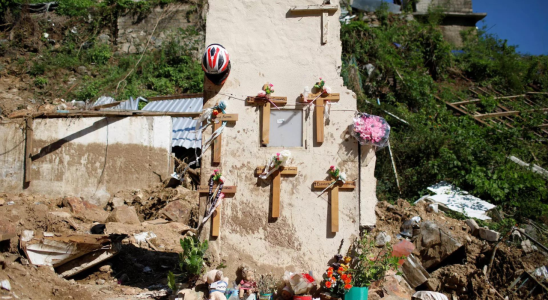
[415,182,496,220]
[400,216,421,238]
[402,254,430,288]
[412,291,448,300]
[375,231,391,247]
[134,232,157,244]
[7,201,14,205]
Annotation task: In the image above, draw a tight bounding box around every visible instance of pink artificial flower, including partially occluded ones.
[330,166,335,170]
[319,77,322,80]
[269,83,274,87]
[276,153,280,156]
[214,169,219,173]
[258,91,266,97]
[219,192,225,200]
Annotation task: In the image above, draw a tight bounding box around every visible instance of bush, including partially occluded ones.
[34,77,48,87]
[168,236,208,290]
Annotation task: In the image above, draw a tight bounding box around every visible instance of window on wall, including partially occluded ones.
[267,110,303,147]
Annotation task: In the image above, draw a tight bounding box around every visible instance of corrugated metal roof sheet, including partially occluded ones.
[141,97,202,113]
[142,97,204,149]
[92,96,146,111]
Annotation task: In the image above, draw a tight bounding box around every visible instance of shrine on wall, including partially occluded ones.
[199,0,378,276]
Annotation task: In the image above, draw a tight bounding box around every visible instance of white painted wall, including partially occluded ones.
[0,121,25,192]
[28,117,172,206]
[201,0,377,276]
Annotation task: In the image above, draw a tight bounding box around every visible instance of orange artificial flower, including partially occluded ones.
[341,274,348,280]
[344,278,351,284]
[344,284,352,290]
[344,257,351,264]
[328,267,334,272]
[325,281,332,288]
[331,276,335,282]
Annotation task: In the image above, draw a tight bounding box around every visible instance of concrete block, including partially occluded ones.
[465,219,479,235]
[478,228,500,242]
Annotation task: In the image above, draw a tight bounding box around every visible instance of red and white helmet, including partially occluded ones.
[202,44,230,75]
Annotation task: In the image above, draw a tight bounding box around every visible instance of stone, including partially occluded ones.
[96,279,106,285]
[111,197,125,208]
[0,198,4,205]
[123,287,137,295]
[49,211,73,219]
[1,279,11,291]
[478,228,500,242]
[106,206,140,225]
[521,239,535,253]
[375,231,391,247]
[159,200,193,223]
[99,264,112,273]
[97,34,110,44]
[465,219,480,236]
[76,66,88,75]
[63,196,108,223]
[421,222,441,247]
[425,278,441,291]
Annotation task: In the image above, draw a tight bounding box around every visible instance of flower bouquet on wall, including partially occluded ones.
[350,113,390,149]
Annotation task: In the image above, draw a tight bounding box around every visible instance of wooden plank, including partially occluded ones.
[212,121,222,164]
[246,96,287,105]
[271,170,281,218]
[198,186,237,194]
[261,102,271,145]
[313,181,356,189]
[214,114,238,122]
[147,93,203,101]
[211,206,221,237]
[289,4,338,12]
[331,186,339,232]
[24,118,33,185]
[299,93,341,103]
[475,108,548,119]
[255,166,298,176]
[316,98,325,144]
[322,11,328,45]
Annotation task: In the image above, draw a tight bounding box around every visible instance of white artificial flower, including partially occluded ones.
[339,172,347,182]
[279,150,291,163]
[323,86,332,94]
[258,91,266,97]
[220,176,227,183]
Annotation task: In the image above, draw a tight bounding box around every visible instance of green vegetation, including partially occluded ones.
[350,235,402,288]
[341,5,548,224]
[168,236,209,290]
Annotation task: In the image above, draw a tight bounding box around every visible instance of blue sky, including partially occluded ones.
[473,0,548,55]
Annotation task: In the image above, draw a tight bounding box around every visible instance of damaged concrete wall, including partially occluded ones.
[201,0,377,276]
[0,120,25,192]
[116,2,204,54]
[28,117,172,207]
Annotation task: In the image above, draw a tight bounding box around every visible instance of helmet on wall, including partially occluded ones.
[202,44,231,85]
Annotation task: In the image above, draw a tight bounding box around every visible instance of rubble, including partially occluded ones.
[412,291,448,300]
[375,231,392,247]
[401,254,429,288]
[106,205,141,225]
[464,219,479,236]
[478,227,500,242]
[63,196,108,223]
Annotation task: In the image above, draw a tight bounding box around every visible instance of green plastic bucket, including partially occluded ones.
[259,294,272,300]
[344,287,368,300]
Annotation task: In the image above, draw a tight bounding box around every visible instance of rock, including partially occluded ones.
[96,279,105,285]
[478,228,500,242]
[159,200,193,223]
[97,34,110,44]
[465,219,480,236]
[521,239,535,253]
[375,231,391,247]
[123,287,137,295]
[1,279,11,291]
[0,198,4,205]
[63,196,108,223]
[421,222,441,247]
[106,206,140,225]
[49,211,73,219]
[425,278,441,291]
[76,66,88,75]
[111,197,125,208]
[99,264,112,273]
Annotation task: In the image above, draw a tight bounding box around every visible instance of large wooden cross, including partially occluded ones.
[299,92,340,144]
[246,96,287,146]
[289,4,339,45]
[312,180,356,232]
[198,185,237,237]
[211,113,238,165]
[255,166,298,218]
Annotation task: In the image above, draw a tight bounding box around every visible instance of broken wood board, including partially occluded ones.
[55,241,122,278]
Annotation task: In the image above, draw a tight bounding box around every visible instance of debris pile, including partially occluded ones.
[371,199,548,299]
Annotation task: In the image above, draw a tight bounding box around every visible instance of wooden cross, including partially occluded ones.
[246,96,287,146]
[255,166,298,218]
[312,180,356,233]
[299,92,340,144]
[198,185,237,237]
[289,4,338,44]
[211,113,238,165]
